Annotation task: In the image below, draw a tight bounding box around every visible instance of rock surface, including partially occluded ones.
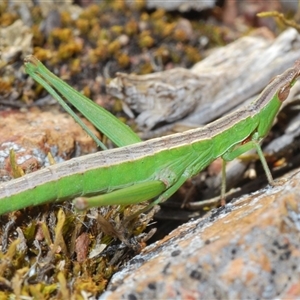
[100,169,300,299]
[0,108,98,181]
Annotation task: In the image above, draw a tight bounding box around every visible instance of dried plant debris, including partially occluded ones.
[0,203,159,298]
[144,0,215,12]
[107,68,206,129]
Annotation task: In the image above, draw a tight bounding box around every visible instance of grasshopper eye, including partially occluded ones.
[278,85,290,102]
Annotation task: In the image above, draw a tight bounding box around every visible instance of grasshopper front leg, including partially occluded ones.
[221,131,273,203]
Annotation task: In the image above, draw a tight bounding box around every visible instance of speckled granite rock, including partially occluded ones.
[100,169,300,299]
[0,108,98,181]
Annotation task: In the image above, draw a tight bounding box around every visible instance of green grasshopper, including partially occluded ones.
[0,57,300,215]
